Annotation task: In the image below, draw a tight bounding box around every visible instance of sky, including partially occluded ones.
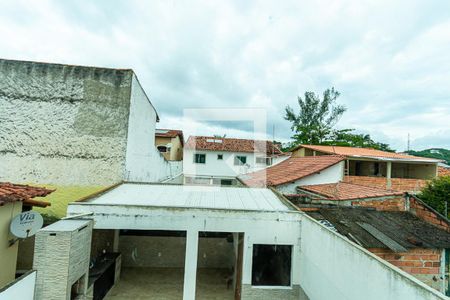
[0,0,449,151]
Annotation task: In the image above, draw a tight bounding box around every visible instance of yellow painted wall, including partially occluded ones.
[0,202,22,288]
[32,185,105,218]
[155,136,183,161]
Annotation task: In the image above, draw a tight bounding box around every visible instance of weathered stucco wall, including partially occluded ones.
[0,59,133,186]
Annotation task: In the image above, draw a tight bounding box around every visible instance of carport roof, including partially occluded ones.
[76,182,293,212]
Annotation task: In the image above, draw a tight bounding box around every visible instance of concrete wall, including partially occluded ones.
[0,202,22,288]
[276,161,344,194]
[125,75,171,182]
[0,59,132,186]
[299,214,448,300]
[67,204,304,299]
[0,270,36,300]
[241,284,305,300]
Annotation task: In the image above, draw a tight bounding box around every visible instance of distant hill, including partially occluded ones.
[406,148,450,165]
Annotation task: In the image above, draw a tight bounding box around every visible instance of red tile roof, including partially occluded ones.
[239,155,345,187]
[0,183,54,207]
[293,144,439,162]
[298,182,403,201]
[185,136,283,155]
[155,129,184,145]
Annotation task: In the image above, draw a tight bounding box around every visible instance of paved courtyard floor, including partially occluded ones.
[105,267,234,300]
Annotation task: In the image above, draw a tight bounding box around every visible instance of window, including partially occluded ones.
[157,145,169,153]
[251,244,292,286]
[234,155,247,166]
[220,179,233,186]
[256,157,273,165]
[194,153,206,164]
[217,154,223,160]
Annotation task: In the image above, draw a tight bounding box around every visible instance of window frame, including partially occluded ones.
[217,154,223,160]
[251,244,293,288]
[256,157,273,166]
[193,153,206,164]
[234,155,247,166]
[157,145,169,153]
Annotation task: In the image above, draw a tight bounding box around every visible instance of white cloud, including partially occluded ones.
[0,0,449,151]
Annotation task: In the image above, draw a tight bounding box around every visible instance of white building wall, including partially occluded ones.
[299,215,447,300]
[0,271,36,300]
[276,161,344,194]
[184,149,274,178]
[67,204,304,297]
[125,75,171,182]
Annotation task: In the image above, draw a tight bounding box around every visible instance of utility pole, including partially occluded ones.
[407,133,410,151]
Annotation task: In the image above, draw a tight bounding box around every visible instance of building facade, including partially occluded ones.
[183,136,288,185]
[291,144,440,193]
[155,129,184,161]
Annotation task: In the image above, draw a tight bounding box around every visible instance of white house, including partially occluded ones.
[183,136,288,185]
[239,155,345,194]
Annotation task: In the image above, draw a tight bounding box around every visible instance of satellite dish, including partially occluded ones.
[10,211,43,238]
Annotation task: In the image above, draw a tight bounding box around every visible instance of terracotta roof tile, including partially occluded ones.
[155,129,184,145]
[294,144,439,162]
[239,155,345,187]
[0,183,54,207]
[185,136,283,155]
[298,182,403,201]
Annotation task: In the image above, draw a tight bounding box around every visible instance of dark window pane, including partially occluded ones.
[194,154,206,164]
[251,244,291,286]
[234,156,247,165]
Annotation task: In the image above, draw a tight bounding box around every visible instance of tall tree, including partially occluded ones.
[284,88,395,151]
[284,87,346,144]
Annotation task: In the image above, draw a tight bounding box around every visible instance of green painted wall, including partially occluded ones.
[32,185,106,219]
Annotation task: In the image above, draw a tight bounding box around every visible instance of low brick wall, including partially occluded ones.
[343,176,427,192]
[409,197,450,232]
[352,196,406,211]
[368,248,443,291]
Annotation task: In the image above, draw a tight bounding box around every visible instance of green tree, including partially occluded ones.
[284,88,395,152]
[418,176,450,217]
[284,88,345,144]
[325,129,395,152]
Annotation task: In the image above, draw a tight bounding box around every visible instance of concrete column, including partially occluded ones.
[113,229,120,252]
[183,230,199,300]
[386,161,392,189]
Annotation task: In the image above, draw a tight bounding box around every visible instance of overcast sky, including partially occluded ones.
[1,0,449,151]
